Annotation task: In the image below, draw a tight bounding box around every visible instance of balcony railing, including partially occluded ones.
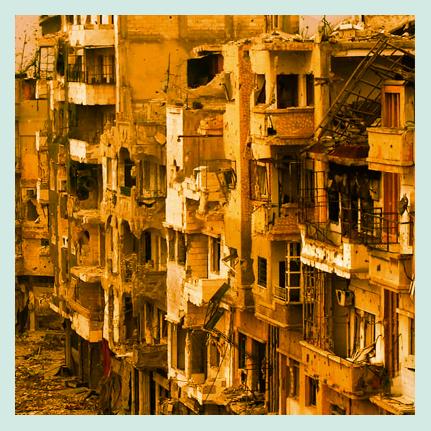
[251,107,314,141]
[300,201,412,250]
[67,69,115,85]
[274,285,301,303]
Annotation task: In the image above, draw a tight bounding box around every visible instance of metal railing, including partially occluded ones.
[67,69,115,84]
[301,206,413,251]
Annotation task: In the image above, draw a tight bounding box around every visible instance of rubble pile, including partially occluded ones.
[15,331,99,415]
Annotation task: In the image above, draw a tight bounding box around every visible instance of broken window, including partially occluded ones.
[210,237,221,274]
[187,54,223,88]
[250,160,270,201]
[255,74,266,105]
[257,256,267,288]
[352,310,376,357]
[216,168,237,190]
[38,46,55,79]
[305,376,318,406]
[277,74,298,108]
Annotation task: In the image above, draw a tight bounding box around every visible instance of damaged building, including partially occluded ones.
[17,14,415,415]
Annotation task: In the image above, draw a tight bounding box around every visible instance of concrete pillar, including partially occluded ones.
[131,368,137,415]
[139,371,151,415]
[28,288,36,331]
[64,320,72,369]
[154,382,160,415]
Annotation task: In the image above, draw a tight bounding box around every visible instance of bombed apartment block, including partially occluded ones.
[15,14,415,415]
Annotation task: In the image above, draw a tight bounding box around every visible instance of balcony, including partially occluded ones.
[251,107,314,144]
[69,138,101,163]
[69,24,115,47]
[252,203,299,239]
[68,297,103,342]
[133,264,167,306]
[72,208,102,225]
[301,341,383,398]
[165,185,203,232]
[70,265,104,283]
[367,127,414,171]
[300,224,369,279]
[369,251,413,292]
[255,300,302,329]
[68,81,115,106]
[132,344,168,370]
[184,277,228,307]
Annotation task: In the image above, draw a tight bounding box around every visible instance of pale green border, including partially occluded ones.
[3,1,426,430]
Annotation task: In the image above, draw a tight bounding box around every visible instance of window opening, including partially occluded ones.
[277,74,298,108]
[306,376,318,406]
[306,73,314,106]
[210,237,221,273]
[250,160,270,201]
[255,74,266,104]
[177,232,186,265]
[257,257,267,288]
[187,54,223,88]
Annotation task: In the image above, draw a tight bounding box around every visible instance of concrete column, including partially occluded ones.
[64,320,72,369]
[139,371,151,415]
[131,368,137,415]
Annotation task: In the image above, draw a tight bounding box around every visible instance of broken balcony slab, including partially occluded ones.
[70,265,104,283]
[301,341,384,398]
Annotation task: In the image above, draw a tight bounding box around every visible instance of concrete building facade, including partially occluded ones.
[18,14,415,415]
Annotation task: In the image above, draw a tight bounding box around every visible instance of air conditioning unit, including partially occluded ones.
[336,289,354,307]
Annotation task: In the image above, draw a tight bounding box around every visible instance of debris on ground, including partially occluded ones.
[15,330,100,415]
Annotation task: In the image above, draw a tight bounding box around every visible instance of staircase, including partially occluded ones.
[316,35,415,144]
